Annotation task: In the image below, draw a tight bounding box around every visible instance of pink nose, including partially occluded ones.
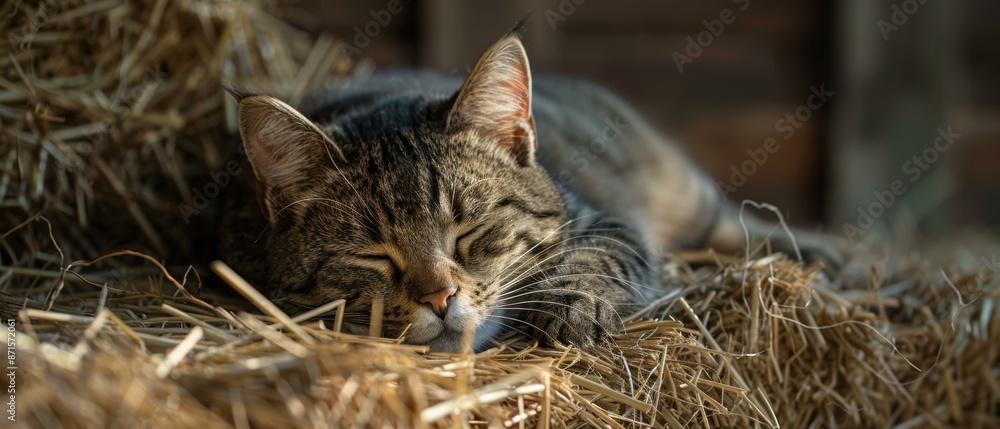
[418,286,456,318]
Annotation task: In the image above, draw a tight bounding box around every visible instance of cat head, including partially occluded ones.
[232,34,567,352]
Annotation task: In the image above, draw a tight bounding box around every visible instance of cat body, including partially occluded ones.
[220,34,821,352]
[296,70,745,252]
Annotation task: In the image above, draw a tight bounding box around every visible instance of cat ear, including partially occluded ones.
[448,35,536,166]
[230,89,343,213]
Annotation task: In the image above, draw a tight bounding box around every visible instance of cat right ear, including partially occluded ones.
[447,34,536,167]
[227,86,343,214]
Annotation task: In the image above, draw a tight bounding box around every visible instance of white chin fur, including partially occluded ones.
[405,309,444,344]
[423,299,510,353]
[406,296,505,353]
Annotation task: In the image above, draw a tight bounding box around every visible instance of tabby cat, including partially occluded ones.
[219,33,837,353]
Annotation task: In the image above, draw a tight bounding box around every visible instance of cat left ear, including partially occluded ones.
[448,35,536,166]
[227,87,344,215]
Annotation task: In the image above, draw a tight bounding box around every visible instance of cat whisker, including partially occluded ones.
[493,247,607,294]
[484,317,562,348]
[479,217,636,304]
[490,306,583,341]
[495,278,652,321]
[495,231,621,280]
[493,303,624,349]
[571,232,654,269]
[482,314,546,343]
[273,298,373,321]
[491,230,651,297]
[497,267,656,300]
[490,227,640,292]
[496,289,629,323]
[495,262,591,299]
[516,232,652,271]
[571,269,658,298]
[498,283,631,316]
[493,214,594,274]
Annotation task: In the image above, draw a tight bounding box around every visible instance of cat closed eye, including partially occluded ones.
[454,225,484,261]
[354,254,401,277]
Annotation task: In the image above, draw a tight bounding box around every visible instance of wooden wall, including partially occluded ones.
[272,0,999,236]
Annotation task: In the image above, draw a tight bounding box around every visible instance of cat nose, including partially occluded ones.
[417,285,456,318]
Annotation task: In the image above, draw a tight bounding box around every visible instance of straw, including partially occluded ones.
[3,0,999,427]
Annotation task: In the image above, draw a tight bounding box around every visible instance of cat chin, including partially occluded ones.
[402,301,469,348]
[426,308,509,353]
[405,310,447,345]
[426,332,464,353]
[418,299,503,353]
[424,324,504,353]
[425,327,497,353]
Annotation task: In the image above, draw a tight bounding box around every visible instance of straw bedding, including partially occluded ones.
[2,0,997,427]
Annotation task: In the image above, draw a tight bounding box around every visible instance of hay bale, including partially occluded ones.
[2,1,998,428]
[15,254,999,427]
[0,0,349,262]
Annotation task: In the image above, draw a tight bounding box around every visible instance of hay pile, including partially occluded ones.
[2,0,998,428]
[14,252,1000,427]
[0,0,348,261]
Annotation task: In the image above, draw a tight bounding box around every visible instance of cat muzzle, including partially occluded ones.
[416,285,457,318]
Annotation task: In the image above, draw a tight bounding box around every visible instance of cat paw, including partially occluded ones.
[522,287,626,348]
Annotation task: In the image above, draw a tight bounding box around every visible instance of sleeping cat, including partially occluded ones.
[219,33,839,352]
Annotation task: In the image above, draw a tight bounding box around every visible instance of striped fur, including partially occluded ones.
[220,34,840,352]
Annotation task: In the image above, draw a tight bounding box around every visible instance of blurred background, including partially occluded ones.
[271,0,1000,242]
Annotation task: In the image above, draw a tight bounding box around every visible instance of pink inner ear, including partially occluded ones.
[238,95,343,195]
[504,116,534,165]
[502,76,530,119]
[496,73,534,164]
[450,37,537,165]
[247,133,310,191]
